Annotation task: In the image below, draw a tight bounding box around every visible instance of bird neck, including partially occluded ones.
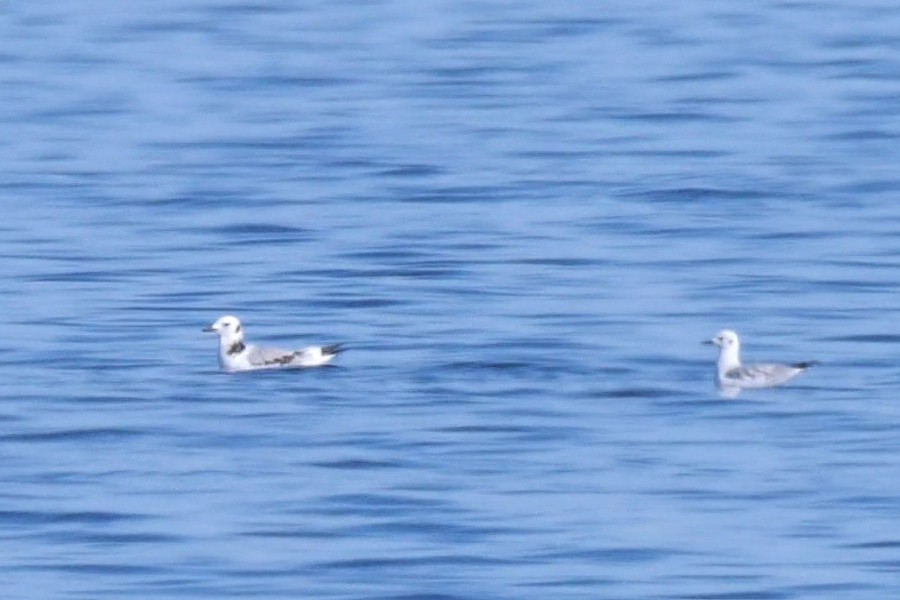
[220,333,246,356]
[717,344,741,373]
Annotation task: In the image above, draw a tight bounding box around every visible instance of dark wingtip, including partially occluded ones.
[322,343,346,356]
[793,360,820,369]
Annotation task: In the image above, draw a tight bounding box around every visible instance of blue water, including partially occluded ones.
[3,1,900,598]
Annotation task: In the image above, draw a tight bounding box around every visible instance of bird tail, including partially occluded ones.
[321,343,345,356]
[792,360,820,369]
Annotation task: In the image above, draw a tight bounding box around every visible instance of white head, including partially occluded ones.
[203,315,245,346]
[707,329,739,350]
[704,329,741,368]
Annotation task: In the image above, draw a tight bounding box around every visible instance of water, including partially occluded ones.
[3,0,900,598]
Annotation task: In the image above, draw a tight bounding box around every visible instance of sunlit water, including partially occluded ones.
[3,1,900,598]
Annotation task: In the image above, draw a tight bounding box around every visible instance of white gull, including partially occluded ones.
[704,329,817,398]
[203,315,343,372]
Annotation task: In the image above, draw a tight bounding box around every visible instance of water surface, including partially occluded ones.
[3,1,900,598]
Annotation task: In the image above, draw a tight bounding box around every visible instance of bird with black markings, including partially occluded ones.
[704,329,817,398]
[203,315,343,372]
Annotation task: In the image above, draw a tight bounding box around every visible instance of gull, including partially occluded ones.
[703,329,817,398]
[203,315,344,372]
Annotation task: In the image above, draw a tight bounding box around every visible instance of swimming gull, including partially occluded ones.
[703,329,817,398]
[203,315,344,372]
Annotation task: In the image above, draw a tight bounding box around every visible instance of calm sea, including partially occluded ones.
[3,1,900,598]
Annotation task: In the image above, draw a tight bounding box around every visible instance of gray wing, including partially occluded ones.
[723,363,806,388]
[245,344,304,367]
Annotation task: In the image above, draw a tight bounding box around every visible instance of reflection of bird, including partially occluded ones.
[203,315,343,372]
[704,330,817,398]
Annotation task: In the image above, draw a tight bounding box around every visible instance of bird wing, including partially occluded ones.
[245,343,342,368]
[289,345,340,367]
[245,344,303,367]
[723,363,804,388]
